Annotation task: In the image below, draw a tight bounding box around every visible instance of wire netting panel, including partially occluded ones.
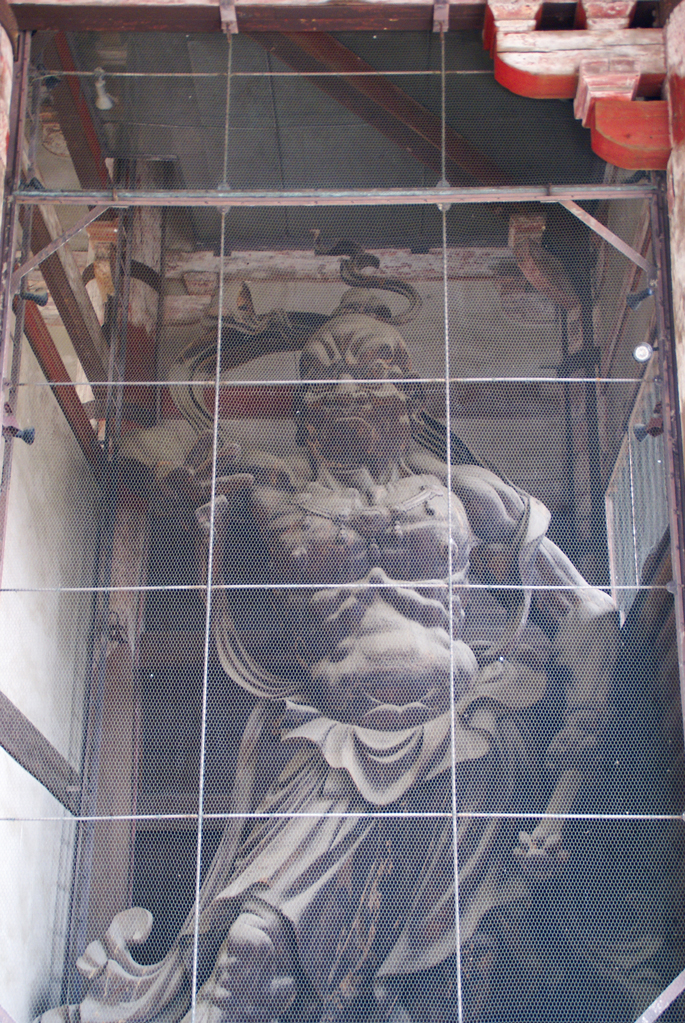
[1,22,683,1023]
[31,32,610,192]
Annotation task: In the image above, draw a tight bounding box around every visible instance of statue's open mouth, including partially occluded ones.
[303,388,411,467]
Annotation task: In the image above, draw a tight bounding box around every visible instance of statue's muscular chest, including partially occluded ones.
[247,474,472,585]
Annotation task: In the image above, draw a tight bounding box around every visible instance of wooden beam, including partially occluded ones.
[10,0,487,34]
[27,203,110,385]
[493,27,665,99]
[42,34,111,190]
[589,96,670,169]
[250,32,512,187]
[21,299,107,479]
[0,689,80,814]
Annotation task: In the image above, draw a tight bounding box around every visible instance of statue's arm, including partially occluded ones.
[515,536,619,878]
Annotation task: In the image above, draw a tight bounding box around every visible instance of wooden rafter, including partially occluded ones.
[21,298,106,479]
[43,34,111,189]
[27,203,110,384]
[0,688,80,814]
[250,32,512,187]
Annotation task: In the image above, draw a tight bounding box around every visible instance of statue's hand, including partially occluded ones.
[513,822,569,880]
[160,436,248,510]
[544,713,601,773]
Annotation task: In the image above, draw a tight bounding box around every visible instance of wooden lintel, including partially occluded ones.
[21,299,107,480]
[10,0,487,34]
[0,689,80,815]
[27,204,110,385]
[250,32,512,187]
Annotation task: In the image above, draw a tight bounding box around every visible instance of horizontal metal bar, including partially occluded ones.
[7,375,649,387]
[12,183,655,208]
[37,67,496,79]
[1,808,681,824]
[0,583,664,595]
[633,969,685,1023]
[10,205,109,292]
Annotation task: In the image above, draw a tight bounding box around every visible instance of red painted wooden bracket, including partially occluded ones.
[493,53,577,98]
[588,97,670,169]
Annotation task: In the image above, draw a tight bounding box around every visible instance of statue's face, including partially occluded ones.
[297,312,423,470]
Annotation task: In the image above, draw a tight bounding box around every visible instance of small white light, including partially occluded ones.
[633,342,654,364]
[93,68,115,111]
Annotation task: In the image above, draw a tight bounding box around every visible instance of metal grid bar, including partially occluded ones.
[12,183,655,207]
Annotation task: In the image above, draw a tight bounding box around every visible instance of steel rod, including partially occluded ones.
[11,183,655,208]
[10,205,108,292]
[561,199,656,276]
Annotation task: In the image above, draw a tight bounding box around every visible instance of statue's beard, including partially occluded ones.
[302,386,412,469]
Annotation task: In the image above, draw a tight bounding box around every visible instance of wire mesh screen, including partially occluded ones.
[0,26,683,1023]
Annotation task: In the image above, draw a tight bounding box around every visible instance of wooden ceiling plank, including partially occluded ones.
[251,32,512,187]
[10,1,487,34]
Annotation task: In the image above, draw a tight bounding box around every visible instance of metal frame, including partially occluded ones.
[650,178,685,744]
[9,206,108,294]
[13,183,655,206]
[12,182,658,276]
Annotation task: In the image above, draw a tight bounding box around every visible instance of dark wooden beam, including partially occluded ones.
[42,34,111,190]
[0,689,80,814]
[27,203,110,385]
[11,1,486,34]
[250,32,511,187]
[0,0,18,52]
[21,298,107,480]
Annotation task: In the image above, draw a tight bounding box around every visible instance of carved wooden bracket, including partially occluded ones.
[484,0,670,169]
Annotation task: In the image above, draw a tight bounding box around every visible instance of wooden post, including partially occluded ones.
[0,7,15,213]
[73,165,162,956]
[666,1,685,407]
[663,0,685,756]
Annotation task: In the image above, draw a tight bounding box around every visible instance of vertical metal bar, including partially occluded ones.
[190,33,234,1023]
[0,65,40,575]
[578,271,610,586]
[0,206,32,576]
[438,28,464,1023]
[0,32,31,584]
[649,177,685,748]
[560,310,579,567]
[0,31,31,375]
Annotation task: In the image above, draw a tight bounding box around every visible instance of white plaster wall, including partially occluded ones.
[0,751,76,1022]
[0,328,101,1018]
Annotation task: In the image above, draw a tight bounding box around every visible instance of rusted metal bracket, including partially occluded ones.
[433,0,449,32]
[220,0,238,34]
[9,204,109,294]
[559,199,657,279]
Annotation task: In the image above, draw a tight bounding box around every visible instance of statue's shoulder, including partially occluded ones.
[406,448,550,542]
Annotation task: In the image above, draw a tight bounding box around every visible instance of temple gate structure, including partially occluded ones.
[1,2,685,1021]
